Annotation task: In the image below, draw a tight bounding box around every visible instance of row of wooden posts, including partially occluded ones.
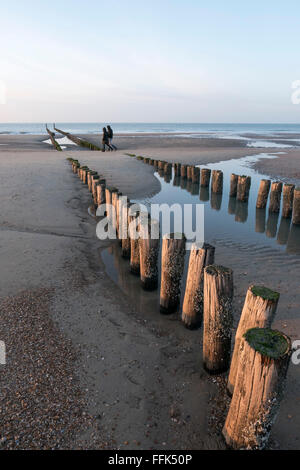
[132,155,300,225]
[68,156,292,450]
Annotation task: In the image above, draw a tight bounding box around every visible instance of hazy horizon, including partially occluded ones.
[1,0,300,123]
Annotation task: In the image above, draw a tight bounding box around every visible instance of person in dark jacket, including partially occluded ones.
[102,127,113,151]
[107,125,117,150]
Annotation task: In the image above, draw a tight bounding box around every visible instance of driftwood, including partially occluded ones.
[223,327,291,450]
[203,265,233,373]
[54,126,101,150]
[182,243,215,329]
[227,285,280,395]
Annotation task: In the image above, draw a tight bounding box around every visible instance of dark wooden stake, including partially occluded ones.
[229,173,238,197]
[256,179,271,209]
[269,181,283,213]
[236,175,251,202]
[211,170,223,193]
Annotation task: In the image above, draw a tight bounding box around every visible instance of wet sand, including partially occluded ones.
[0,133,300,449]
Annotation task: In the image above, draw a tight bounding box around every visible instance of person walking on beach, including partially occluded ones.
[102,127,113,152]
[107,125,117,150]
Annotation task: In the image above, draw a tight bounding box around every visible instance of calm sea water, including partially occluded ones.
[1,122,300,136]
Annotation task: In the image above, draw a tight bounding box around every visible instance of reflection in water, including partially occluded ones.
[287,224,300,254]
[173,176,181,187]
[266,212,279,238]
[180,178,187,190]
[211,192,222,211]
[191,183,200,195]
[255,208,266,233]
[235,200,248,223]
[228,197,237,215]
[277,217,291,245]
[200,186,209,202]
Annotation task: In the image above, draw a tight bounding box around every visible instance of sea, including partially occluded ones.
[1,122,300,137]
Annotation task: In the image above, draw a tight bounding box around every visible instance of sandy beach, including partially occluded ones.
[1,132,300,450]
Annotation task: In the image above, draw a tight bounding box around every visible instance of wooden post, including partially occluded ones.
[182,242,215,329]
[229,174,238,197]
[187,166,193,181]
[203,265,233,374]
[256,179,271,209]
[292,187,300,224]
[139,218,160,290]
[269,181,282,213]
[181,165,187,179]
[105,187,115,221]
[200,168,211,187]
[128,207,141,275]
[82,168,89,184]
[174,163,181,176]
[158,160,166,170]
[282,183,295,218]
[164,163,172,175]
[97,179,106,206]
[112,190,121,234]
[88,171,98,192]
[192,166,200,184]
[223,327,291,450]
[160,233,186,314]
[227,285,280,395]
[211,170,223,193]
[121,201,131,258]
[153,160,159,168]
[236,175,251,202]
[92,175,100,202]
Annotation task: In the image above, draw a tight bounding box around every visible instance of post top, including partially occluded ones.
[244,327,290,359]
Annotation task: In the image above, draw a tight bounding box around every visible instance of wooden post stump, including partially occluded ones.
[256,179,271,209]
[181,165,187,179]
[174,163,181,176]
[91,176,100,202]
[200,168,211,187]
[153,160,159,168]
[97,180,106,206]
[164,163,172,175]
[112,190,121,234]
[282,183,295,218]
[160,233,186,314]
[187,166,193,181]
[223,327,291,450]
[158,160,166,170]
[203,265,233,374]
[182,242,215,329]
[229,174,238,197]
[236,175,251,202]
[139,219,160,290]
[211,170,223,194]
[128,207,141,275]
[192,166,200,184]
[292,187,300,225]
[269,181,282,213]
[88,171,98,192]
[227,285,280,395]
[121,201,131,258]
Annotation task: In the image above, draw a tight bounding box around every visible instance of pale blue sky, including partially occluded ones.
[1,0,300,122]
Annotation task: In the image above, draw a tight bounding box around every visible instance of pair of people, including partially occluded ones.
[102,125,117,151]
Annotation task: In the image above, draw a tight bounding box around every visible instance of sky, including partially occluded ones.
[0,0,300,123]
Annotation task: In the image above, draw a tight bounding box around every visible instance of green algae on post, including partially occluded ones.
[244,327,289,359]
[250,285,280,302]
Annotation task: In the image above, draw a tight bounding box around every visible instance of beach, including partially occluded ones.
[0,131,300,449]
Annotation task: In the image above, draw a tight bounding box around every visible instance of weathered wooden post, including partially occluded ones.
[164,163,172,175]
[182,243,215,329]
[112,190,121,234]
[223,327,291,450]
[292,187,300,225]
[88,171,98,192]
[81,166,88,182]
[227,285,280,395]
[181,165,187,179]
[211,170,223,194]
[256,179,271,209]
[139,218,160,290]
[174,163,181,177]
[269,181,282,213]
[121,200,131,258]
[92,175,100,203]
[96,179,106,206]
[153,160,159,168]
[160,233,186,314]
[203,265,233,374]
[82,168,90,184]
[236,175,251,202]
[158,160,166,170]
[229,174,238,197]
[105,187,116,222]
[128,206,141,275]
[200,168,211,187]
[282,183,295,218]
[187,166,193,181]
[192,166,200,184]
